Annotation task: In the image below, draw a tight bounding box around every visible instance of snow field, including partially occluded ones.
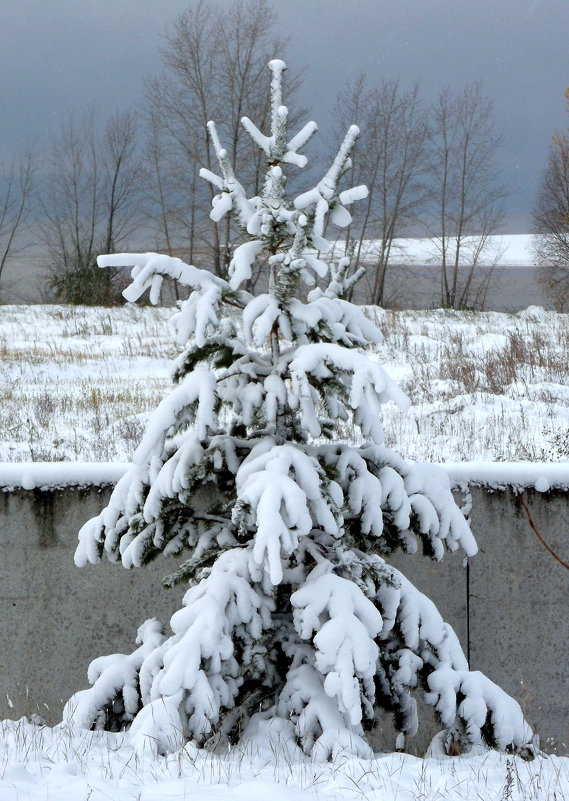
[1,303,568,464]
[0,717,568,801]
[369,305,569,462]
[0,304,174,462]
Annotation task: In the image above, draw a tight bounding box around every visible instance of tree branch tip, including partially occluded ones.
[268,58,287,72]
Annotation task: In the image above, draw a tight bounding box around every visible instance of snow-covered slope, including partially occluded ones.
[383,233,536,267]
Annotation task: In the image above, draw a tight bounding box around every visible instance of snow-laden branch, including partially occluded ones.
[98,252,252,347]
[228,240,264,290]
[234,442,341,584]
[63,618,165,732]
[289,344,410,442]
[98,252,223,304]
[310,253,367,301]
[241,59,318,168]
[127,548,273,755]
[426,665,533,751]
[135,364,216,464]
[294,125,368,245]
[292,571,382,725]
[199,121,255,228]
[277,663,374,760]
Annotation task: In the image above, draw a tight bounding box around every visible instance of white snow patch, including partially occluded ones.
[0,462,130,490]
[2,461,569,492]
[444,461,569,491]
[0,718,566,801]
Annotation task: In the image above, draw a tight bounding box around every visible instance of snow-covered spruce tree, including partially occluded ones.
[64,60,534,759]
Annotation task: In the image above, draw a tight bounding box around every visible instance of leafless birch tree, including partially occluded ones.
[427,83,506,309]
[0,149,36,296]
[41,111,141,304]
[333,77,429,306]
[533,88,569,309]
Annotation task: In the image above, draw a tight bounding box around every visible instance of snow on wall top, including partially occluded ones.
[1,461,568,492]
[0,462,130,491]
[443,462,569,492]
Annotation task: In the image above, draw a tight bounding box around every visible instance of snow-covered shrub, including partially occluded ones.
[65,60,534,759]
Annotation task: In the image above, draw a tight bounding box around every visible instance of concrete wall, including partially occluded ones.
[0,486,181,725]
[1,482,567,754]
[391,486,569,755]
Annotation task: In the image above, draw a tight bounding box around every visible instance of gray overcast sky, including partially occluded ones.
[1,0,568,231]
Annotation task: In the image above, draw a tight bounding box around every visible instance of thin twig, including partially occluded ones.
[519,492,569,571]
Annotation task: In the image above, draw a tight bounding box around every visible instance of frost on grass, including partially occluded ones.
[65,60,534,760]
[3,303,569,465]
[0,716,564,801]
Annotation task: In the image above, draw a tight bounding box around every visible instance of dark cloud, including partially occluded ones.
[1,0,567,231]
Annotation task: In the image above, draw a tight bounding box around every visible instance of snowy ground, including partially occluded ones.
[2,301,569,799]
[1,303,568,463]
[1,718,568,801]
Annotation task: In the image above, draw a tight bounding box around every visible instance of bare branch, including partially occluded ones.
[533,90,569,309]
[427,83,506,310]
[40,110,142,304]
[332,77,429,306]
[0,148,36,287]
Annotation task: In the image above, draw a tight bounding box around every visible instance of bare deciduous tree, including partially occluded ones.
[145,0,304,282]
[0,148,35,296]
[426,83,506,310]
[533,88,569,309]
[41,111,141,304]
[334,77,429,306]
